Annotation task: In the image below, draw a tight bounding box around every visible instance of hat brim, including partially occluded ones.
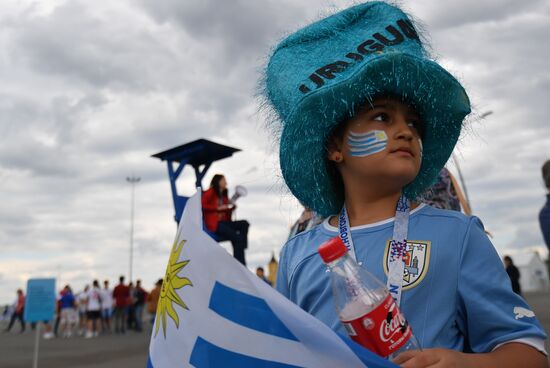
[279,52,471,217]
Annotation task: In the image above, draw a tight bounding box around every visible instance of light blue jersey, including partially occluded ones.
[276,204,547,352]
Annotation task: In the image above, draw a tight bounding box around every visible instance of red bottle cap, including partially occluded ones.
[318,236,347,263]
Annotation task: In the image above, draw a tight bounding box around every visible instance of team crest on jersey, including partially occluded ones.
[383,240,431,289]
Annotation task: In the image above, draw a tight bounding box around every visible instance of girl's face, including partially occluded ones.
[328,96,423,190]
[219,177,227,190]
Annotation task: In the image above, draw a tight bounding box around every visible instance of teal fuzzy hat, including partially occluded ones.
[264,1,471,217]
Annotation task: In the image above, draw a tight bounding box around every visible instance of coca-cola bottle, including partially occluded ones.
[318,236,420,359]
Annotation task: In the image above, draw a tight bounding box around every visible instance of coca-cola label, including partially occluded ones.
[341,294,412,357]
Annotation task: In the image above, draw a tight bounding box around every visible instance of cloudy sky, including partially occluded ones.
[1,0,549,304]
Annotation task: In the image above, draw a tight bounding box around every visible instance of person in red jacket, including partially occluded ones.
[112,276,129,334]
[202,174,249,265]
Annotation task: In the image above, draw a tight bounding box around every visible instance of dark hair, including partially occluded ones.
[210,174,228,197]
[503,255,513,264]
[156,278,163,286]
[542,160,550,189]
[325,123,347,207]
[119,275,125,283]
[256,267,264,272]
[93,279,99,287]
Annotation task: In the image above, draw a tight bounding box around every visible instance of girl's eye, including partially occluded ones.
[372,112,390,122]
[408,119,423,135]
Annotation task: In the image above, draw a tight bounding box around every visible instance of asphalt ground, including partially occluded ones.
[1,292,549,368]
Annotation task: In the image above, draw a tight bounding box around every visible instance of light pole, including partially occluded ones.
[452,154,471,209]
[126,175,141,282]
[479,111,493,119]
[451,110,494,212]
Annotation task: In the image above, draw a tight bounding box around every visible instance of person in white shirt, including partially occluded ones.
[99,280,113,333]
[76,285,89,336]
[85,280,102,338]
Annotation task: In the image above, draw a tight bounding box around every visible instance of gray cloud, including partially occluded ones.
[8,1,175,91]
[137,0,306,61]
[413,0,546,30]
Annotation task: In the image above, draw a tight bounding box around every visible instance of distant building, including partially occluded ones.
[267,252,278,287]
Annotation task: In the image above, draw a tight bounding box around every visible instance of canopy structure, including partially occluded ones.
[152,139,241,223]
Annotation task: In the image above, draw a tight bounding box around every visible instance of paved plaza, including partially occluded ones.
[1,292,549,367]
[0,326,150,368]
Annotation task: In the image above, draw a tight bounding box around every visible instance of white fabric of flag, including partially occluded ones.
[147,191,397,368]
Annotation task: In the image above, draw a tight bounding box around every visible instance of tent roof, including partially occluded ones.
[508,251,543,267]
[151,138,240,167]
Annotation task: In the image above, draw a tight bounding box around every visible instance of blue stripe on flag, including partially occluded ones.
[348,131,376,139]
[190,336,302,368]
[337,333,399,368]
[349,141,386,152]
[348,135,377,144]
[147,355,154,368]
[350,144,386,156]
[209,281,298,341]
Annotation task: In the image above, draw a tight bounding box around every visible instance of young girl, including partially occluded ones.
[263,2,548,367]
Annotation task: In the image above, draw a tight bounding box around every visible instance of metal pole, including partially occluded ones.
[126,176,141,283]
[33,322,40,368]
[450,110,492,213]
[452,154,471,206]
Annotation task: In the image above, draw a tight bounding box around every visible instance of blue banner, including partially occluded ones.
[24,278,56,322]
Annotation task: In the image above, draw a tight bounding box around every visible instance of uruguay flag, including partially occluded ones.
[147,191,397,368]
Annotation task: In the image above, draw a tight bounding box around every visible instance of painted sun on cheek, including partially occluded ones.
[347,130,388,157]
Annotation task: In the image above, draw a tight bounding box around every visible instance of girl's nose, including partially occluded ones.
[394,115,414,141]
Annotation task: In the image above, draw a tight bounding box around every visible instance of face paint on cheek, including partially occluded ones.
[347,130,388,157]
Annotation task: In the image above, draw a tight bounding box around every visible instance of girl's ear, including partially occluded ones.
[328,150,343,163]
[327,120,348,163]
[327,138,344,163]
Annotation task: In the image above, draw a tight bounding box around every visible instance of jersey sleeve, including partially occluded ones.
[456,217,547,353]
[275,243,291,298]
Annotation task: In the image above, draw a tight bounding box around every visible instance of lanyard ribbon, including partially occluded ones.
[338,195,410,306]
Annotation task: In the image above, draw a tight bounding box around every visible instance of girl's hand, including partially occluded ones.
[218,204,235,211]
[392,348,468,368]
[393,344,548,368]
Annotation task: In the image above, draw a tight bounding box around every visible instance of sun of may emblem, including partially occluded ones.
[155,239,193,338]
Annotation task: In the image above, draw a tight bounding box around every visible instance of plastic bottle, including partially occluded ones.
[318,236,420,359]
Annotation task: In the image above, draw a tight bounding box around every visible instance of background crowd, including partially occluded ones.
[1,269,274,340]
[2,276,163,340]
